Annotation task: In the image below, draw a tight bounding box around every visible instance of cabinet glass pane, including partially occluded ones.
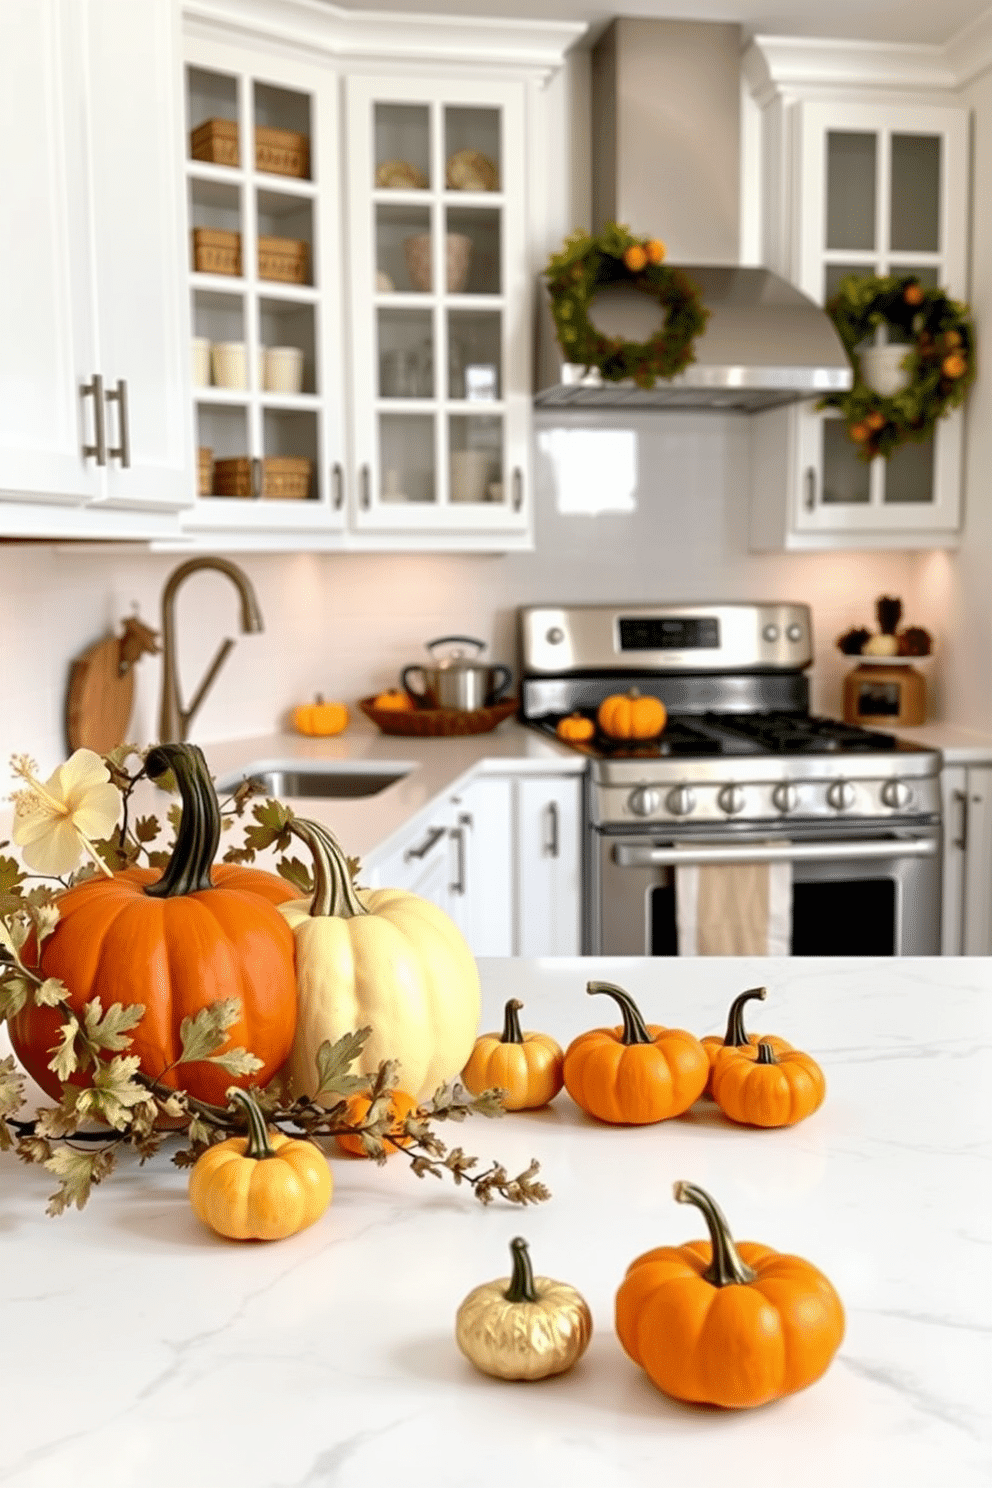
[443,107,501,191]
[379,414,435,503]
[448,311,501,400]
[187,67,239,163]
[821,419,870,504]
[449,414,503,504]
[445,207,501,294]
[254,83,312,183]
[189,179,242,277]
[196,404,249,495]
[883,434,934,504]
[826,132,876,251]
[375,203,430,293]
[378,308,434,398]
[824,262,875,304]
[259,298,316,394]
[257,190,313,287]
[262,409,317,500]
[890,135,940,253]
[374,103,430,190]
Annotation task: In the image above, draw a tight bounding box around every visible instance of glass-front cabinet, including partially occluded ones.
[345,75,530,536]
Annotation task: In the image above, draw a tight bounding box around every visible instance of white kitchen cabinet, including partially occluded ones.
[448,777,515,955]
[0,0,193,538]
[515,774,583,956]
[940,764,992,955]
[746,49,969,551]
[364,801,459,912]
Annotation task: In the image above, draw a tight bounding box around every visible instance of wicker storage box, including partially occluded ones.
[213,456,312,500]
[190,118,239,168]
[197,446,214,497]
[255,125,309,179]
[258,235,308,284]
[192,228,242,276]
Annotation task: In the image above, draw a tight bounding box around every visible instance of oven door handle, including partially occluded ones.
[612,838,937,868]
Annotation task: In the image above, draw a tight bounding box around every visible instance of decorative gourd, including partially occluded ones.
[562,981,708,1125]
[279,819,480,1103]
[615,1181,845,1408]
[334,1088,418,1157]
[372,689,416,712]
[456,1236,593,1380]
[597,689,666,741]
[700,986,792,1097]
[189,1087,332,1240]
[461,998,564,1111]
[291,694,349,736]
[712,1040,826,1128]
[555,712,596,744]
[9,743,298,1107]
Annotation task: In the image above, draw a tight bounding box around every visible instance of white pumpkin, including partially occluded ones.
[279,820,480,1103]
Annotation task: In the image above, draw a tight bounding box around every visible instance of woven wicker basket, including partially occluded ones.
[258,235,308,284]
[192,228,241,276]
[213,456,312,500]
[255,125,309,178]
[190,118,239,168]
[359,696,517,737]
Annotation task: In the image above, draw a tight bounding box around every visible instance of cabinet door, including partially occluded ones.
[345,73,531,541]
[449,777,514,955]
[516,776,582,956]
[368,808,457,913]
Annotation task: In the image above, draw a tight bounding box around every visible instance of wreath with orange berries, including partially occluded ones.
[544,222,709,388]
[819,273,975,460]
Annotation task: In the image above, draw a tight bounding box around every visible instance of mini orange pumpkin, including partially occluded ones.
[712,1039,826,1128]
[291,694,349,736]
[334,1088,418,1157]
[462,998,564,1111]
[372,689,416,712]
[597,689,666,741]
[562,982,708,1125]
[556,712,596,744]
[700,986,792,1097]
[615,1180,845,1408]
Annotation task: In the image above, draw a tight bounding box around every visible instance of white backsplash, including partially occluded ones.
[0,408,930,774]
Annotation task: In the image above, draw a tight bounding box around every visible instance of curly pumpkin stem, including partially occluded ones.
[500,999,525,1044]
[288,818,368,920]
[722,986,768,1048]
[143,742,219,898]
[504,1236,539,1303]
[227,1085,277,1161]
[674,1180,757,1287]
[756,1040,778,1065]
[587,981,653,1046]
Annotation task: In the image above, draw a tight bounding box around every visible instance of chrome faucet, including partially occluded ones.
[158,556,264,742]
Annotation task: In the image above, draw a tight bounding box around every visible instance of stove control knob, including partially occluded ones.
[881,778,914,811]
[827,779,857,812]
[772,782,799,815]
[717,784,746,816]
[762,623,780,643]
[628,785,662,818]
[666,784,697,817]
[786,623,804,643]
[545,626,565,645]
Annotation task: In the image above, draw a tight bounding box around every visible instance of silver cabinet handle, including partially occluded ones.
[404,824,446,862]
[359,464,371,510]
[105,378,130,468]
[450,824,467,894]
[804,466,816,511]
[81,374,106,465]
[251,456,263,499]
[512,466,523,512]
[332,462,344,509]
[952,788,969,851]
[545,800,560,858]
[613,838,936,868]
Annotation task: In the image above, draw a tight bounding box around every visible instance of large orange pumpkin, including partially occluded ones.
[596,689,666,740]
[9,743,298,1107]
[615,1181,845,1408]
[700,985,792,1097]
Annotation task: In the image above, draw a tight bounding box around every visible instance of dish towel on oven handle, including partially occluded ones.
[675,844,792,956]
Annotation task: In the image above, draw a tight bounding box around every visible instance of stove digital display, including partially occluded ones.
[618,616,720,650]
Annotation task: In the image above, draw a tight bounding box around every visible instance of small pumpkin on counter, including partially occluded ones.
[372,688,416,712]
[615,1181,845,1408]
[555,712,596,744]
[456,1236,593,1380]
[189,1087,333,1241]
[700,985,792,1097]
[597,688,667,741]
[712,1039,826,1128]
[279,818,480,1103]
[562,981,708,1125]
[462,998,564,1111]
[334,1087,418,1158]
[291,694,349,737]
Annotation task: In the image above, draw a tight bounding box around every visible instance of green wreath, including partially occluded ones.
[544,222,709,389]
[819,273,975,460]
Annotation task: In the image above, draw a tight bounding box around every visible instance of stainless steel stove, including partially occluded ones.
[519,603,942,956]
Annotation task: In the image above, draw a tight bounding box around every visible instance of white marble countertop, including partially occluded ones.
[889,720,992,763]
[1,956,990,1488]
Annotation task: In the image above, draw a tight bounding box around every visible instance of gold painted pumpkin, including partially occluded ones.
[291,695,349,736]
[461,998,564,1110]
[456,1237,593,1380]
[597,689,666,740]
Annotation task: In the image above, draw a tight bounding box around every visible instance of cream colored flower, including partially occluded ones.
[10,750,121,877]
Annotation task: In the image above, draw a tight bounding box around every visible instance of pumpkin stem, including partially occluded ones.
[504,1236,539,1303]
[227,1086,277,1160]
[501,999,525,1044]
[587,981,654,1046]
[722,986,768,1048]
[673,1181,757,1287]
[289,817,368,919]
[142,742,219,897]
[756,1040,778,1065]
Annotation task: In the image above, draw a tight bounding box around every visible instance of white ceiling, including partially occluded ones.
[329,0,992,48]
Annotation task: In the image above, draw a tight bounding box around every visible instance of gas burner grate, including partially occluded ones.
[529,709,898,758]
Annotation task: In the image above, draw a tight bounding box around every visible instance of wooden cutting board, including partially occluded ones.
[65,617,159,755]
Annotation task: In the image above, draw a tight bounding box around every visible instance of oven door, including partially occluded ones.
[591,820,941,956]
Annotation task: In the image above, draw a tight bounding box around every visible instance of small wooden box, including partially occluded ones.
[192,228,242,276]
[197,446,214,497]
[190,117,240,168]
[213,456,312,500]
[258,235,308,284]
[255,125,309,179]
[843,663,927,728]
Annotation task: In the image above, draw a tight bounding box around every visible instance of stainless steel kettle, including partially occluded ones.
[401,636,512,711]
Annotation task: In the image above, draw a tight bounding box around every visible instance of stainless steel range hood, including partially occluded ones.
[535,19,853,413]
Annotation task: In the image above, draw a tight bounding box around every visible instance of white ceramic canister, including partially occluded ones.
[211,341,248,389]
[262,345,305,394]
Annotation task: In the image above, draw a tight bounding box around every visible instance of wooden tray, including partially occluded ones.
[359,696,517,737]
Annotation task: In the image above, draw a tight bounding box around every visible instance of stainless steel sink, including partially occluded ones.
[216,759,412,800]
